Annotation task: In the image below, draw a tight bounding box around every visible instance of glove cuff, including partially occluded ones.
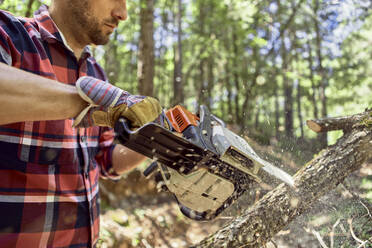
[73,76,127,128]
[76,76,124,108]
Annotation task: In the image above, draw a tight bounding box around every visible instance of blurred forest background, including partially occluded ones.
[1,0,371,247]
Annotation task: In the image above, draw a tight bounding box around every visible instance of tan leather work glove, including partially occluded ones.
[73,76,162,128]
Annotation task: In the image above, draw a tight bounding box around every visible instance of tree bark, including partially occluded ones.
[104,31,119,85]
[306,39,319,120]
[172,0,184,105]
[224,60,233,121]
[206,56,214,110]
[281,34,294,138]
[307,111,372,133]
[271,57,280,140]
[223,32,233,122]
[198,58,206,107]
[232,25,241,125]
[254,98,260,130]
[296,80,304,139]
[157,3,171,103]
[193,110,372,248]
[313,0,328,148]
[25,0,36,17]
[196,0,206,107]
[274,79,280,139]
[138,0,155,96]
[241,46,259,130]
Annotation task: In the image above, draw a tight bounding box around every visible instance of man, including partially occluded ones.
[0,0,160,246]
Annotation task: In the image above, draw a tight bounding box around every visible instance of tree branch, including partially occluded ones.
[193,110,372,248]
[266,0,306,58]
[306,110,372,133]
[311,228,329,248]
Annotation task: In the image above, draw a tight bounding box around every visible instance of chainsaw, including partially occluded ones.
[114,105,294,221]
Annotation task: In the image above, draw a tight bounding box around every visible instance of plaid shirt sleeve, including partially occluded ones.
[0,11,18,66]
[0,7,125,247]
[0,10,119,179]
[95,128,121,180]
[0,28,11,65]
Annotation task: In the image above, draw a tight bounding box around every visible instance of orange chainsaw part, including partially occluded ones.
[166,105,200,133]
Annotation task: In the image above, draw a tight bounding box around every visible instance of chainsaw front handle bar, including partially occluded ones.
[115,110,173,135]
[116,117,136,136]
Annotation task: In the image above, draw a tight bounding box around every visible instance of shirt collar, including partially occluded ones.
[34,5,92,58]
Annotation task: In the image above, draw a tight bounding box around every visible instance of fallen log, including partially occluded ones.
[306,110,372,133]
[193,110,372,248]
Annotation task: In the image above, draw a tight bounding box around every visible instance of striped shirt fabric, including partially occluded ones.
[76,76,146,108]
[0,5,120,247]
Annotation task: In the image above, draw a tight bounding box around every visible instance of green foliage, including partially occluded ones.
[361,177,372,203]
[2,0,371,146]
[0,0,44,16]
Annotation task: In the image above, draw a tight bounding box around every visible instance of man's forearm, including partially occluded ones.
[0,63,86,125]
[112,144,147,174]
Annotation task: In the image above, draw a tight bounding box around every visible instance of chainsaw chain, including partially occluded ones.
[202,158,257,220]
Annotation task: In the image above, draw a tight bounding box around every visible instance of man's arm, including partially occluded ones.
[112,144,147,174]
[0,62,86,125]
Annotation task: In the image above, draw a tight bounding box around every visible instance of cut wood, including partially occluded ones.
[193,110,372,248]
[306,110,372,133]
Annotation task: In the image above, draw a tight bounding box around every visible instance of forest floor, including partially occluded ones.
[97,139,372,248]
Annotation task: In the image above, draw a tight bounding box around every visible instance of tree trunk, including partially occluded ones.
[25,0,36,17]
[314,0,328,148]
[283,79,294,139]
[254,98,260,130]
[128,49,136,93]
[241,51,258,130]
[281,35,294,138]
[232,25,241,125]
[306,40,319,120]
[198,59,206,107]
[138,0,155,96]
[296,80,304,139]
[224,60,233,122]
[274,80,280,139]
[172,0,184,105]
[224,33,233,123]
[157,3,171,104]
[271,57,280,139]
[196,0,206,107]
[290,32,304,140]
[206,57,214,110]
[104,31,119,85]
[194,110,372,248]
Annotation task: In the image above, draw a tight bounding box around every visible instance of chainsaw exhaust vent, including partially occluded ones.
[175,114,184,128]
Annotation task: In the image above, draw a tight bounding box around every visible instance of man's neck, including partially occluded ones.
[49,5,85,59]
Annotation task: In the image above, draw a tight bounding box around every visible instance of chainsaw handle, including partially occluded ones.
[115,110,172,132]
[117,118,136,133]
[114,118,137,145]
[114,111,172,145]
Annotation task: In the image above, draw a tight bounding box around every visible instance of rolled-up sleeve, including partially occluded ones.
[0,10,23,66]
[95,128,121,180]
[0,34,12,65]
[0,16,12,65]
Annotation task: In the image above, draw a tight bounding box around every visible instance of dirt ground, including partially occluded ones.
[97,160,371,248]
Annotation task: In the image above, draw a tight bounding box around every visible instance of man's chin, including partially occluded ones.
[91,36,110,46]
[94,40,110,46]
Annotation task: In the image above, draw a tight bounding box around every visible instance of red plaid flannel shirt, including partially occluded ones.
[0,5,120,247]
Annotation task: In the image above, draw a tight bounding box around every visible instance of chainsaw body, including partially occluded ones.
[115,105,290,220]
